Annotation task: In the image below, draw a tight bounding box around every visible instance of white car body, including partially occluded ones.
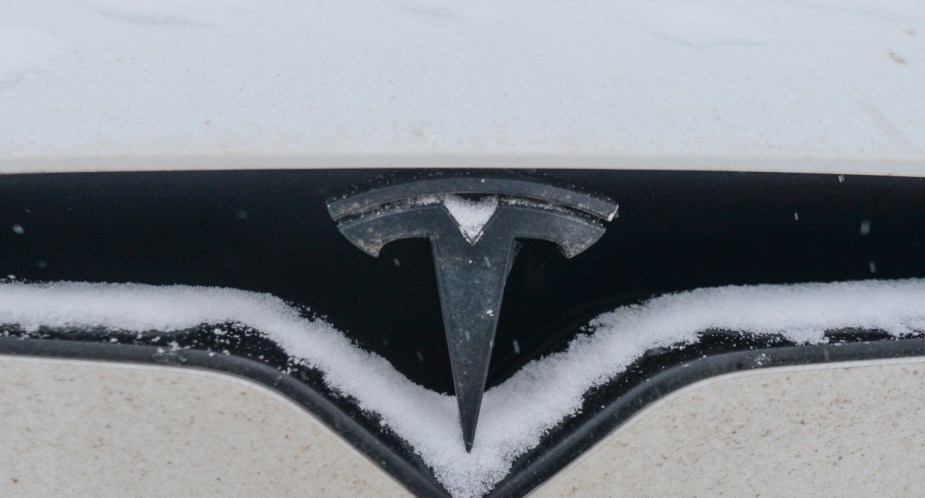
[1,1,924,497]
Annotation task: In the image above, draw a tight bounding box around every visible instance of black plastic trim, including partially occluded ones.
[4,169,923,396]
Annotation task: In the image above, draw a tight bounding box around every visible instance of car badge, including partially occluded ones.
[328,174,618,450]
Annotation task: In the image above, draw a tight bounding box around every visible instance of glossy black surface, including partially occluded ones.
[1,170,923,396]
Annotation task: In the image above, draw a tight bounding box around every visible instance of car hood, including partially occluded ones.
[1,0,924,172]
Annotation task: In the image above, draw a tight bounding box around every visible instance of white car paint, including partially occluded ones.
[0,355,409,497]
[533,357,925,497]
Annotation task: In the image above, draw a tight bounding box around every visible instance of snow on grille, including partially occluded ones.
[1,279,924,497]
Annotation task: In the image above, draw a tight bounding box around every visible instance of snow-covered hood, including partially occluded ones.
[1,0,924,174]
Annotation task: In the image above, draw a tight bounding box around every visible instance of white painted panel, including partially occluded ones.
[0,355,410,497]
[532,358,925,497]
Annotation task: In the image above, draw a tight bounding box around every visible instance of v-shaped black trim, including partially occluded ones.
[2,333,924,497]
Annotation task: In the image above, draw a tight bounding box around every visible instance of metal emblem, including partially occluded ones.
[328,174,618,450]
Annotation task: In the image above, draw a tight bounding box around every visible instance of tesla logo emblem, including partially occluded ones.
[328,174,618,450]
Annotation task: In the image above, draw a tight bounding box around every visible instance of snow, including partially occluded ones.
[1,0,924,171]
[442,195,499,244]
[1,279,925,497]
[0,29,59,88]
[640,2,767,47]
[75,0,257,26]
